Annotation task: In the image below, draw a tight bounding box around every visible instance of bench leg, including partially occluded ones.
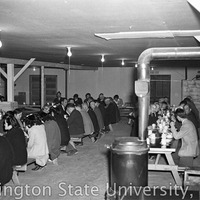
[12,171,20,185]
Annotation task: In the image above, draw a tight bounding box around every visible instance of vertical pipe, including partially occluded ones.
[41,66,44,108]
[7,64,14,102]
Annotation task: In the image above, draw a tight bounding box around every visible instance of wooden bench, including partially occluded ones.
[184,167,200,189]
[12,158,35,185]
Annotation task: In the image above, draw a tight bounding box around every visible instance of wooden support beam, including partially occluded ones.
[14,58,35,82]
[7,64,14,101]
[41,66,45,108]
[0,57,98,70]
[0,67,7,79]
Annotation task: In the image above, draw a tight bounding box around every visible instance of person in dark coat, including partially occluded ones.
[56,98,68,118]
[51,107,70,146]
[0,136,13,188]
[66,103,84,137]
[3,112,27,166]
[39,113,61,165]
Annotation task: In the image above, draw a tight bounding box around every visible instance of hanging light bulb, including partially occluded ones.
[135,63,138,68]
[121,59,125,66]
[101,54,105,63]
[67,47,72,57]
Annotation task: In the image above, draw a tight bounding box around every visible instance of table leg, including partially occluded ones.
[155,154,161,165]
[165,153,182,186]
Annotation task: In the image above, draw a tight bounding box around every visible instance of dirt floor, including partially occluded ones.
[1,119,200,200]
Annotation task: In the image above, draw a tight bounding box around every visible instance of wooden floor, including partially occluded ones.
[2,119,200,200]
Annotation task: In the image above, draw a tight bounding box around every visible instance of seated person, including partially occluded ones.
[4,111,27,166]
[184,103,199,140]
[0,136,13,188]
[56,98,68,118]
[39,113,61,165]
[89,100,105,133]
[113,94,123,108]
[23,114,49,171]
[66,103,84,138]
[170,108,199,167]
[50,107,70,148]
[148,104,159,126]
[75,103,94,136]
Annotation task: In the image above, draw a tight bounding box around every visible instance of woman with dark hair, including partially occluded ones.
[170,108,199,167]
[4,111,27,166]
[23,114,49,171]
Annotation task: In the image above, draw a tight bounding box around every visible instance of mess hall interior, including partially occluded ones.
[0,0,200,199]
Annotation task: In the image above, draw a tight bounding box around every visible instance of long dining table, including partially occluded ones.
[148,137,183,186]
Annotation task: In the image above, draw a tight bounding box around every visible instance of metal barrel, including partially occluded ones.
[109,137,148,199]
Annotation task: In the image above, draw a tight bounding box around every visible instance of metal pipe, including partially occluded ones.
[136,47,200,141]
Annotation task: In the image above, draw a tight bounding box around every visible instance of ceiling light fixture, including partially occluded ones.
[121,59,125,66]
[101,54,105,72]
[135,63,138,68]
[101,54,105,63]
[67,47,72,75]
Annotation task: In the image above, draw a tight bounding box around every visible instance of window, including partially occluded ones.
[29,75,57,105]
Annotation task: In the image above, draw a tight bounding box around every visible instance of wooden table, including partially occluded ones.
[148,138,183,186]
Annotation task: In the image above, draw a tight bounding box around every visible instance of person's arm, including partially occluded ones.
[170,121,188,139]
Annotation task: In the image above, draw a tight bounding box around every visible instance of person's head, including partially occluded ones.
[183,104,192,115]
[42,104,51,114]
[56,91,61,98]
[67,98,75,104]
[179,100,187,108]
[66,103,75,114]
[3,111,18,130]
[82,103,89,111]
[89,101,95,110]
[73,94,79,100]
[154,102,160,112]
[105,97,110,105]
[113,95,119,101]
[85,93,91,99]
[161,101,168,110]
[174,108,187,122]
[98,93,104,100]
[75,103,82,111]
[149,104,157,114]
[13,108,23,120]
[61,98,68,107]
[23,113,43,129]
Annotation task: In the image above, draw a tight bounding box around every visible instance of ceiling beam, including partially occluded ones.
[188,0,200,13]
[95,30,200,40]
[0,57,98,70]
[14,58,35,82]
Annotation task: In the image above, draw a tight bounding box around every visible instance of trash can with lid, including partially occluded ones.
[108,137,149,199]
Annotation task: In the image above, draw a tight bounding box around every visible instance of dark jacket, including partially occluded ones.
[54,114,70,146]
[88,109,100,133]
[5,127,27,166]
[67,109,84,137]
[0,136,13,187]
